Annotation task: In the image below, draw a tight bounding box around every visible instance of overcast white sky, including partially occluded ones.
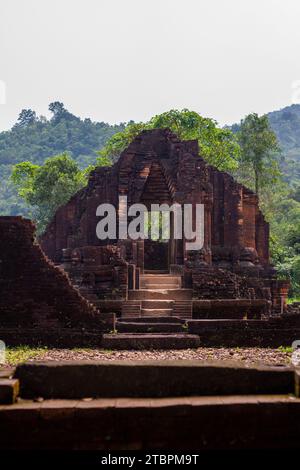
[1,0,300,130]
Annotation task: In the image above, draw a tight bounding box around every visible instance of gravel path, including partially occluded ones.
[36,347,292,366]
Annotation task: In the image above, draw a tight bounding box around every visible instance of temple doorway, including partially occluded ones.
[140,159,174,272]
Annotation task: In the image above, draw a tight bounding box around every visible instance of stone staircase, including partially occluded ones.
[101,272,275,350]
[140,273,182,290]
[102,271,196,349]
[122,272,193,318]
[2,361,300,451]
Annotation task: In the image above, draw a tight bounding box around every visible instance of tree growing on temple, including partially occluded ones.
[98,109,241,171]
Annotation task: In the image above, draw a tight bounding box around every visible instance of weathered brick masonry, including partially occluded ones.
[40,128,289,313]
[0,217,113,345]
[1,129,299,347]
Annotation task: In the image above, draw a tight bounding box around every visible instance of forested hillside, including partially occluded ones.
[2,102,300,216]
[267,104,300,186]
[0,102,125,215]
[2,105,300,295]
[230,106,300,297]
[231,104,300,186]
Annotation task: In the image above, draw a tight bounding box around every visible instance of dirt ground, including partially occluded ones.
[25,347,292,366]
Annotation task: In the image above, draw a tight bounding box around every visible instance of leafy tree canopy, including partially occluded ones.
[14,109,37,128]
[98,109,240,171]
[237,113,281,195]
[4,105,300,298]
[0,102,125,217]
[11,153,88,233]
[233,112,300,296]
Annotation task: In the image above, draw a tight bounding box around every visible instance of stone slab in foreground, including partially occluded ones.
[14,360,294,399]
[0,395,300,450]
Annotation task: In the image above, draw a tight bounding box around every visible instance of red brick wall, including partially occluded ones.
[0,217,102,329]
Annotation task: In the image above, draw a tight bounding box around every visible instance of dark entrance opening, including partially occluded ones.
[144,240,169,271]
[141,160,173,272]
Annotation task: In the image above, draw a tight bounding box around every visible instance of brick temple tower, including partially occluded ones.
[40,129,289,319]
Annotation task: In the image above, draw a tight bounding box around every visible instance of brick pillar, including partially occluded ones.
[242,192,257,249]
[256,210,269,265]
[137,240,144,273]
[203,195,212,264]
[224,178,243,248]
[211,172,224,247]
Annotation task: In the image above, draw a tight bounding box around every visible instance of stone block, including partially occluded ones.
[14,361,294,399]
[0,378,19,404]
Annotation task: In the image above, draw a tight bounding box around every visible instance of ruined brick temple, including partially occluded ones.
[1,129,299,347]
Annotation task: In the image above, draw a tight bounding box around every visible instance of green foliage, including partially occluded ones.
[234,104,300,188]
[277,346,293,353]
[233,112,300,297]
[287,297,300,304]
[14,108,37,128]
[99,109,240,171]
[48,101,68,121]
[276,256,300,294]
[0,102,125,216]
[268,104,300,152]
[2,103,300,298]
[263,182,300,296]
[11,153,88,232]
[0,164,31,216]
[237,113,281,195]
[98,122,146,163]
[0,104,124,167]
[149,110,241,171]
[95,154,113,167]
[11,161,39,200]
[5,346,47,365]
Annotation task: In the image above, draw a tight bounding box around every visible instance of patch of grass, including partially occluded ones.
[287,297,300,304]
[277,346,293,353]
[5,346,48,366]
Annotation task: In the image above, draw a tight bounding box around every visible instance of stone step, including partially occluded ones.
[0,378,19,404]
[0,368,15,379]
[143,192,170,197]
[101,333,200,350]
[2,395,300,450]
[14,361,294,399]
[118,316,185,324]
[128,289,193,300]
[140,274,181,282]
[2,394,300,451]
[140,283,181,290]
[173,300,193,319]
[141,308,173,317]
[188,319,270,331]
[144,270,169,274]
[116,321,185,333]
[142,300,174,309]
[121,300,141,318]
